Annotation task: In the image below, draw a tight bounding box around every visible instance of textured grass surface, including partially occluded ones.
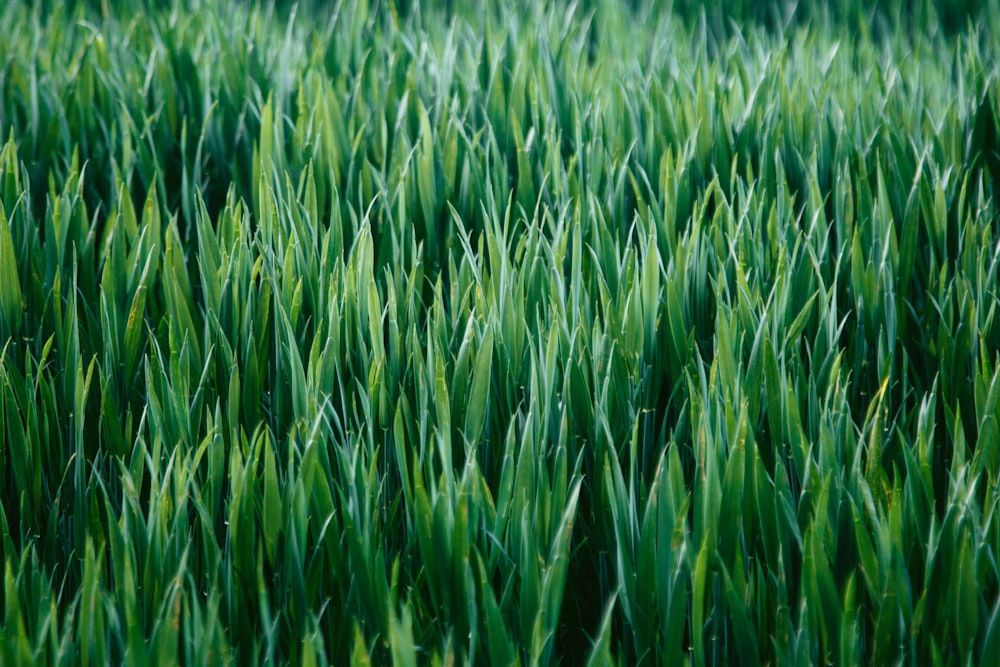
[1,0,999,664]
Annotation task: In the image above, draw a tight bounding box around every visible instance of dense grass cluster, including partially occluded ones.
[1,0,999,663]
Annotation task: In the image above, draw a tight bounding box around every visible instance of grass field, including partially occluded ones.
[1,0,999,664]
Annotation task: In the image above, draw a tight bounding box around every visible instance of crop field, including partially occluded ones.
[1,0,999,664]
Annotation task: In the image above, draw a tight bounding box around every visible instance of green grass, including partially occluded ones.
[1,0,999,663]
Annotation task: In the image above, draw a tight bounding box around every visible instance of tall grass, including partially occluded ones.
[1,0,999,663]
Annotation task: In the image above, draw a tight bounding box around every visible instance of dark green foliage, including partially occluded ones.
[1,0,999,664]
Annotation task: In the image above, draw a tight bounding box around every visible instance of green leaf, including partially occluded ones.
[954,534,979,658]
[262,431,281,567]
[434,342,453,475]
[464,326,493,445]
[0,203,22,337]
[584,591,618,667]
[692,535,711,667]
